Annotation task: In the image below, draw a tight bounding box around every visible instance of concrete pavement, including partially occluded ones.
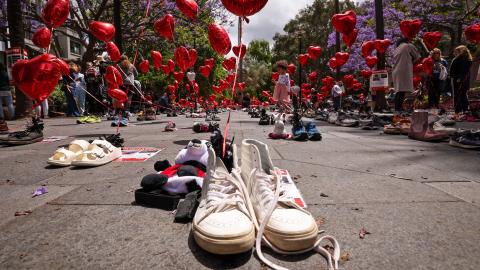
[0,111,479,270]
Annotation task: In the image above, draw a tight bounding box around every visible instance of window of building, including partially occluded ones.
[70,40,82,55]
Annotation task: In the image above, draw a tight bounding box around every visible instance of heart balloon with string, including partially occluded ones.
[361,41,376,58]
[173,71,185,82]
[222,57,236,71]
[307,46,322,60]
[12,54,69,104]
[332,10,357,34]
[188,48,197,69]
[174,47,192,72]
[199,66,212,78]
[104,66,124,88]
[151,51,162,70]
[154,14,175,41]
[271,72,279,81]
[375,39,391,54]
[232,44,247,59]
[287,64,296,75]
[42,0,70,28]
[365,56,378,68]
[342,29,358,48]
[208,23,231,55]
[139,60,150,74]
[204,58,215,67]
[400,19,422,39]
[298,54,309,66]
[335,52,350,66]
[106,42,121,62]
[422,32,442,50]
[465,24,480,44]
[220,0,268,17]
[328,58,339,69]
[360,70,373,79]
[176,0,198,20]
[32,27,52,49]
[89,21,116,42]
[107,88,128,103]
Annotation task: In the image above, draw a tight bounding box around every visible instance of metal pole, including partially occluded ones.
[334,0,341,80]
[374,0,387,111]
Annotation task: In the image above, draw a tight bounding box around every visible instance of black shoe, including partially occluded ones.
[450,130,480,149]
[1,118,44,145]
[259,114,270,125]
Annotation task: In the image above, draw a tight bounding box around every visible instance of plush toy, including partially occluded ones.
[141,139,209,195]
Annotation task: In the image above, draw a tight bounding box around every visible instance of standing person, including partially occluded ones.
[392,38,421,114]
[0,63,14,121]
[72,63,86,116]
[34,100,49,118]
[63,62,80,117]
[331,81,344,111]
[118,56,138,113]
[273,60,291,110]
[85,62,100,115]
[428,48,448,110]
[450,45,473,116]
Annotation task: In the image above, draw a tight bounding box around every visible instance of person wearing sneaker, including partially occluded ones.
[192,146,255,255]
[239,140,340,270]
[0,117,44,145]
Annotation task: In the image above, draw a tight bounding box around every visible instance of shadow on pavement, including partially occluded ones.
[187,231,252,269]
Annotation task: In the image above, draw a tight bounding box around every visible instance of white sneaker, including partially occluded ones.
[239,139,340,270]
[192,146,255,255]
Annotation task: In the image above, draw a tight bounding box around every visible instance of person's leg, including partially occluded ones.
[428,81,435,109]
[453,80,461,113]
[395,92,405,113]
[78,88,86,115]
[42,100,49,117]
[0,96,5,120]
[460,82,470,113]
[5,94,14,119]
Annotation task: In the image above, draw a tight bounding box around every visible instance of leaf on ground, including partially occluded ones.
[315,217,325,226]
[340,251,350,262]
[359,227,371,239]
[320,193,329,197]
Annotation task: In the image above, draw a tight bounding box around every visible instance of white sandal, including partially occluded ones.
[71,140,122,167]
[47,140,90,167]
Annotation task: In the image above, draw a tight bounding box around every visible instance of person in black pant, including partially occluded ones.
[450,45,472,114]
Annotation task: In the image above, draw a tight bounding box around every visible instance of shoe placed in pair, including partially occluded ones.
[292,121,321,141]
[449,130,480,149]
[48,139,122,167]
[193,140,339,269]
[0,118,44,145]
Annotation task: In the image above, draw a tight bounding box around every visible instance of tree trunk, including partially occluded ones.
[114,0,123,52]
[7,0,31,118]
[374,0,387,112]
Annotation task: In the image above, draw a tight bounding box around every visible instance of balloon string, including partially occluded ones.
[115,64,146,101]
[66,75,111,110]
[231,18,244,96]
[116,112,121,134]
[133,0,152,65]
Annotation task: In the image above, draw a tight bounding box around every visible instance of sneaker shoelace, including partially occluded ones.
[196,169,252,224]
[246,169,340,270]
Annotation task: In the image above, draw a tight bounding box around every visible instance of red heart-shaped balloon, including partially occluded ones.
[167,59,175,73]
[332,10,357,34]
[12,54,68,103]
[271,72,279,81]
[167,85,176,94]
[353,83,363,91]
[335,52,350,66]
[151,51,162,69]
[465,24,480,44]
[360,70,373,79]
[343,74,355,87]
[139,60,150,74]
[105,66,124,87]
[42,0,69,28]
[208,23,231,55]
[107,88,128,102]
[212,85,223,94]
[365,55,378,68]
[199,66,211,78]
[204,58,215,67]
[308,71,317,82]
[174,46,192,72]
[421,57,434,75]
[237,82,246,91]
[176,0,198,20]
[223,57,236,71]
[298,54,309,66]
[173,71,185,82]
[400,19,422,39]
[106,42,121,62]
[160,65,170,75]
[226,73,236,84]
[307,46,322,60]
[287,64,296,75]
[89,21,116,42]
[361,41,376,58]
[301,83,311,90]
[233,44,247,59]
[220,0,268,17]
[154,14,175,41]
[342,29,358,48]
[413,75,422,88]
[188,48,197,69]
[328,58,339,69]
[32,27,52,49]
[375,39,391,54]
[423,32,442,50]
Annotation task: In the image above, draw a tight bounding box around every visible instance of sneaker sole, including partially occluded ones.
[293,132,308,141]
[193,227,255,255]
[3,136,44,145]
[449,139,480,149]
[264,224,318,252]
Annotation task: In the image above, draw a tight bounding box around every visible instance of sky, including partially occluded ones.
[226,0,365,47]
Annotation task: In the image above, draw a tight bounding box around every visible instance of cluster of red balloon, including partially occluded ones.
[12,0,70,105]
[329,10,357,69]
[465,24,480,44]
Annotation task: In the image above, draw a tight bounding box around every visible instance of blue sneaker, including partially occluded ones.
[292,121,308,141]
[305,121,322,141]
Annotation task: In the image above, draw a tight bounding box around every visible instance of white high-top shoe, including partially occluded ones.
[239,139,340,270]
[192,146,255,255]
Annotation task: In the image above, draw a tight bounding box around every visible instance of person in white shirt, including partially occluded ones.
[332,81,344,111]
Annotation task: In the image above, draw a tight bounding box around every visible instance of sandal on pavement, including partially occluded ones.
[47,140,90,167]
[71,140,122,167]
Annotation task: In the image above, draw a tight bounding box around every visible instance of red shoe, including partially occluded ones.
[0,121,8,133]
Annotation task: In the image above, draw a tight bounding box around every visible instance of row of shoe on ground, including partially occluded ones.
[192,139,340,270]
[317,110,480,149]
